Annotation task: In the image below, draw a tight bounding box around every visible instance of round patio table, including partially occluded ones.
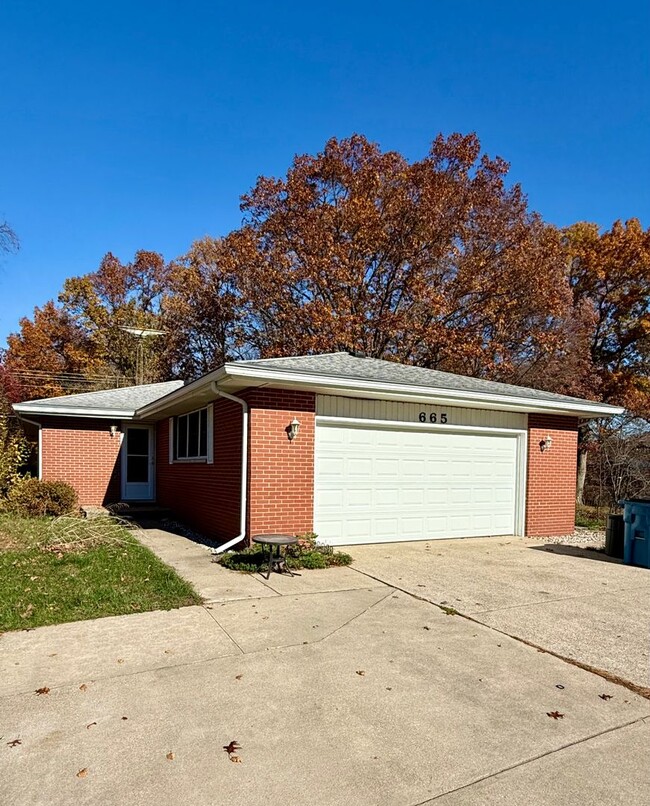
[252,534,300,580]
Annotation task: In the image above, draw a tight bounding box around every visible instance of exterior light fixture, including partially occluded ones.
[287,418,301,441]
[110,424,120,438]
[540,435,553,452]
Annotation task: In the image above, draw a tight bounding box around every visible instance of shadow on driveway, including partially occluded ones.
[528,543,622,564]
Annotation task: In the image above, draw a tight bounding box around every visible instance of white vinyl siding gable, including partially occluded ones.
[316,395,526,430]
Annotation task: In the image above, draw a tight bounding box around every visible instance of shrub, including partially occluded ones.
[0,410,29,498]
[4,477,79,518]
[215,533,353,573]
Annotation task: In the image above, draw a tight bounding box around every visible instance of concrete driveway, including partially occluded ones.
[350,536,650,691]
[2,530,650,805]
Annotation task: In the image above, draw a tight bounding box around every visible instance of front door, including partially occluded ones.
[122,425,154,501]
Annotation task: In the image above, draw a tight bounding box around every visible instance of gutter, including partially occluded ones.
[13,405,136,419]
[218,366,624,418]
[211,384,249,554]
[15,414,43,479]
[135,363,624,420]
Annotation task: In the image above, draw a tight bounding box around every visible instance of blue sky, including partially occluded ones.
[1,1,648,344]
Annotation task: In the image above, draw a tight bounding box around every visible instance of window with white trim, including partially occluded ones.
[172,406,210,460]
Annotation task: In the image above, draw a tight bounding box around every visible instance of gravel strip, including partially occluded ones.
[528,526,606,548]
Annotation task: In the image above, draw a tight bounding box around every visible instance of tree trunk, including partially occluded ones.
[576,446,588,505]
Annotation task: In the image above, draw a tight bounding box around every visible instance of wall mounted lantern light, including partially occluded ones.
[540,435,553,453]
[287,417,301,441]
[110,424,120,439]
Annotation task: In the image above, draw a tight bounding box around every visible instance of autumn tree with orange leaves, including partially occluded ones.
[165,134,572,382]
[563,219,650,502]
[4,251,170,399]
[4,133,650,506]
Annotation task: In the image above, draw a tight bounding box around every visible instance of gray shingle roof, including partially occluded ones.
[14,380,185,414]
[235,352,607,408]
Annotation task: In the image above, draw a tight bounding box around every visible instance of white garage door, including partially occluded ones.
[314,422,519,545]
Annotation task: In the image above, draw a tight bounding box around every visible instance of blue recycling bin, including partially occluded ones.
[621,499,650,568]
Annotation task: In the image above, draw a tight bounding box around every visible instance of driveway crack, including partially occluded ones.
[202,606,245,654]
[351,566,650,701]
[411,717,650,804]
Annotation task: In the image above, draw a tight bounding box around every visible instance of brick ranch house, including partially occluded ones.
[13,352,622,549]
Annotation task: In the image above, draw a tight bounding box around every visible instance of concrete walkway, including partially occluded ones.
[2,529,650,804]
[137,526,377,601]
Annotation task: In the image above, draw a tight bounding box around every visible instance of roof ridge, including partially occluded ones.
[236,351,348,364]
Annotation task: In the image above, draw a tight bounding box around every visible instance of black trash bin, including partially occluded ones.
[605,514,624,559]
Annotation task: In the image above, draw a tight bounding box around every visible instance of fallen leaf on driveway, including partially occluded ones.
[79,684,87,692]
[547,711,564,719]
[599,694,613,701]
[223,740,241,756]
[35,687,50,695]
[86,722,97,730]
[555,685,565,690]
[117,659,125,664]
[356,670,366,676]
[166,752,175,761]
[6,739,21,747]
[76,768,88,778]
[423,626,430,631]
[230,755,242,763]
[235,675,243,681]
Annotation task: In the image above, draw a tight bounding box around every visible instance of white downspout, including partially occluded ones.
[16,414,42,479]
[211,383,249,553]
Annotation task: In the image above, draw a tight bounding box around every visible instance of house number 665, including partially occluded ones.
[419,412,448,424]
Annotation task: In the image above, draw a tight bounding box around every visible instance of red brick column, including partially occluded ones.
[243,389,316,539]
[40,417,122,506]
[526,414,579,536]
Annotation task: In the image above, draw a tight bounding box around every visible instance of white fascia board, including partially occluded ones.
[132,360,625,420]
[220,365,625,418]
[13,404,136,419]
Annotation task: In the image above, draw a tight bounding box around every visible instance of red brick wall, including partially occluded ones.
[156,398,242,541]
[526,414,579,536]
[243,389,316,538]
[40,417,121,506]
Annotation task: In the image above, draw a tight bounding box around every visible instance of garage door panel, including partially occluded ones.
[494,487,514,503]
[473,488,493,504]
[348,458,373,477]
[374,518,399,537]
[426,515,449,532]
[314,422,519,545]
[402,488,424,506]
[318,489,344,509]
[449,486,471,504]
[402,459,426,477]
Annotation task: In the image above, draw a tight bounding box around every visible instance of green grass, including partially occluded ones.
[0,514,201,632]
[575,505,609,531]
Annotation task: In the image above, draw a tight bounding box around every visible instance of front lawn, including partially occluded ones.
[0,514,201,632]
